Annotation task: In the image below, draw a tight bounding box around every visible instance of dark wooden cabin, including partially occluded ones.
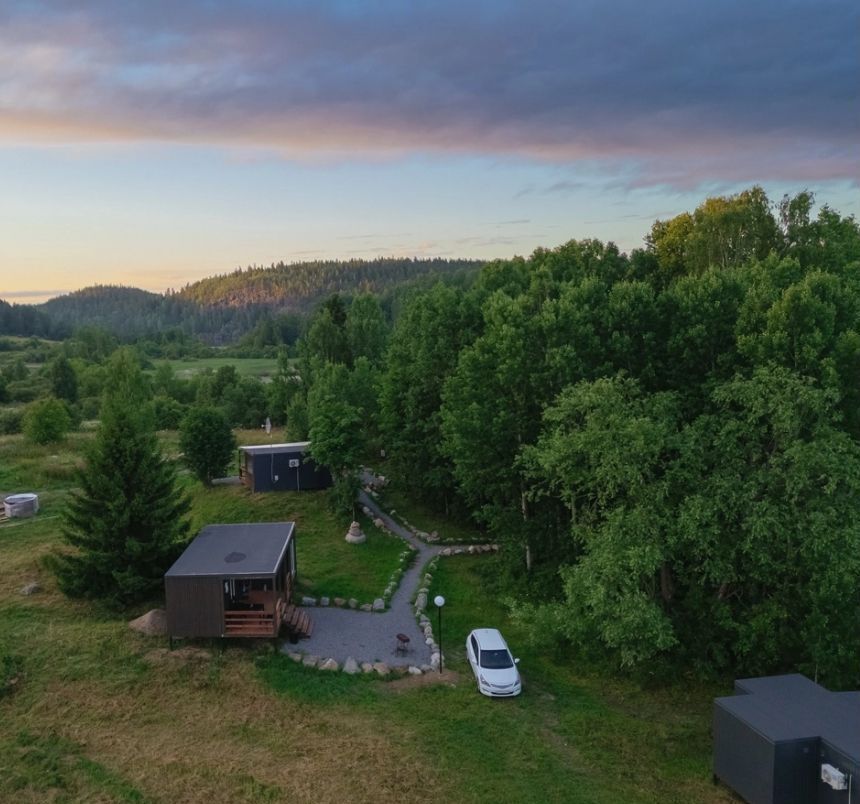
[164,522,311,640]
[238,442,332,493]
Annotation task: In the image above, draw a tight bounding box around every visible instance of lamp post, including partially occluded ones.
[434,595,445,674]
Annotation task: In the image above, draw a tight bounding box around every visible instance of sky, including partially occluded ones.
[0,0,857,303]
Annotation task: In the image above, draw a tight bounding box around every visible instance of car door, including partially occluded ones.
[468,634,480,677]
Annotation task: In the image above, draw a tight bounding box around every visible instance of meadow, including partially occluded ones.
[0,428,734,803]
[164,357,279,381]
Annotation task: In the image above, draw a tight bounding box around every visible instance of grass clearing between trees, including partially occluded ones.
[164,357,279,381]
[0,430,734,803]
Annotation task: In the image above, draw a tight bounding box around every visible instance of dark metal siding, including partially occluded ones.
[773,740,818,804]
[713,703,775,804]
[251,451,332,492]
[165,576,224,638]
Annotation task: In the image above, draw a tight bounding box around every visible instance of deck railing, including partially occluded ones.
[223,596,287,637]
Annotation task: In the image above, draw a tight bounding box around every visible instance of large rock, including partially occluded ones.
[372,598,385,611]
[345,521,367,545]
[319,596,330,607]
[342,656,360,675]
[128,609,167,636]
[319,658,339,671]
[415,592,427,610]
[361,662,375,674]
[20,581,41,596]
[301,596,317,606]
[360,603,372,612]
[408,666,423,675]
[373,662,390,676]
[373,518,385,529]
[302,654,320,668]
[333,597,346,607]
[348,598,358,609]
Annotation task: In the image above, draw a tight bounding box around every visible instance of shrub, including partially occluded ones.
[22,397,72,444]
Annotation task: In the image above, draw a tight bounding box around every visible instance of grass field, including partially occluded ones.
[163,357,279,381]
[0,429,735,803]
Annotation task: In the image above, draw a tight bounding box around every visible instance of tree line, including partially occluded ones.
[292,187,860,686]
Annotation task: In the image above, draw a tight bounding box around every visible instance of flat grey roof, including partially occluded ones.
[165,522,294,578]
[715,674,860,760]
[239,441,310,455]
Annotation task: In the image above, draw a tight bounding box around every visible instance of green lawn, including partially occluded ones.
[163,357,279,380]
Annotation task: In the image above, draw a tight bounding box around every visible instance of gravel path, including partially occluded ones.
[286,491,441,666]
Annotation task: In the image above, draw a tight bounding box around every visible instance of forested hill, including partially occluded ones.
[178,257,482,308]
[14,258,482,343]
[39,286,194,337]
[0,298,64,339]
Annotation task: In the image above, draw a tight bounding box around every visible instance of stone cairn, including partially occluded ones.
[344,520,366,545]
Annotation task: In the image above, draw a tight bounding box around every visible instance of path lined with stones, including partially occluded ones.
[283,491,442,670]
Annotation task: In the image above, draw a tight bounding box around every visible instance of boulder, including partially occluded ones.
[372,598,385,612]
[408,666,423,675]
[360,603,372,612]
[373,518,385,529]
[333,597,346,607]
[373,662,390,676]
[320,658,339,671]
[301,596,317,607]
[415,592,427,610]
[128,609,167,636]
[282,649,303,662]
[319,596,330,607]
[361,662,375,674]
[343,657,360,675]
[348,598,358,609]
[302,654,320,668]
[19,581,41,596]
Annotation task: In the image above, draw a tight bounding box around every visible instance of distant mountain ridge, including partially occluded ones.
[2,257,482,342]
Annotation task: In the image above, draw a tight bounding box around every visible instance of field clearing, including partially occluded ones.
[163,357,279,380]
[0,429,734,803]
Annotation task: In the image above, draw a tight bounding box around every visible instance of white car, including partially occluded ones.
[465,628,522,697]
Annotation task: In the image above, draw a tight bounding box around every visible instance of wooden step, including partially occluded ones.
[280,605,313,639]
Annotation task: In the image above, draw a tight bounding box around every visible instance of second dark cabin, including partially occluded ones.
[239,441,332,493]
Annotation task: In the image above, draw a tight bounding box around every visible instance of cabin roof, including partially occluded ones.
[165,522,294,578]
[239,441,310,455]
[716,674,860,758]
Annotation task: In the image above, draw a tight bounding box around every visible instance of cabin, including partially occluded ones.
[713,674,860,804]
[238,442,332,493]
[164,522,312,640]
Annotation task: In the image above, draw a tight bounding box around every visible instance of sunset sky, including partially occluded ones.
[1,0,857,303]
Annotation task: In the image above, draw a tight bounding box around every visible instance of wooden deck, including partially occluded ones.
[222,597,313,639]
[223,596,287,637]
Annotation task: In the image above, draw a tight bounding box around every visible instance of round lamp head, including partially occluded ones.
[434,595,446,608]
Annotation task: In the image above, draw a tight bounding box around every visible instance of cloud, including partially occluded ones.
[0,0,856,187]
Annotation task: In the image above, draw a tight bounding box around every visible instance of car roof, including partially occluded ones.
[471,628,509,650]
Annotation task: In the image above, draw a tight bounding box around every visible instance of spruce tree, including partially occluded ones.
[51,349,190,607]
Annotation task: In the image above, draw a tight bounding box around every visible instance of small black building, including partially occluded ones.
[714,674,860,804]
[165,522,296,639]
[239,442,332,493]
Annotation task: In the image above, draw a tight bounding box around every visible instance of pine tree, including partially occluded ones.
[51,349,190,607]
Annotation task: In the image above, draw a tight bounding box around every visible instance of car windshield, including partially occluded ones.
[480,648,513,669]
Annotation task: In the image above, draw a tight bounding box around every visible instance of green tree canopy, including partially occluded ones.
[50,349,190,607]
[180,406,237,485]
